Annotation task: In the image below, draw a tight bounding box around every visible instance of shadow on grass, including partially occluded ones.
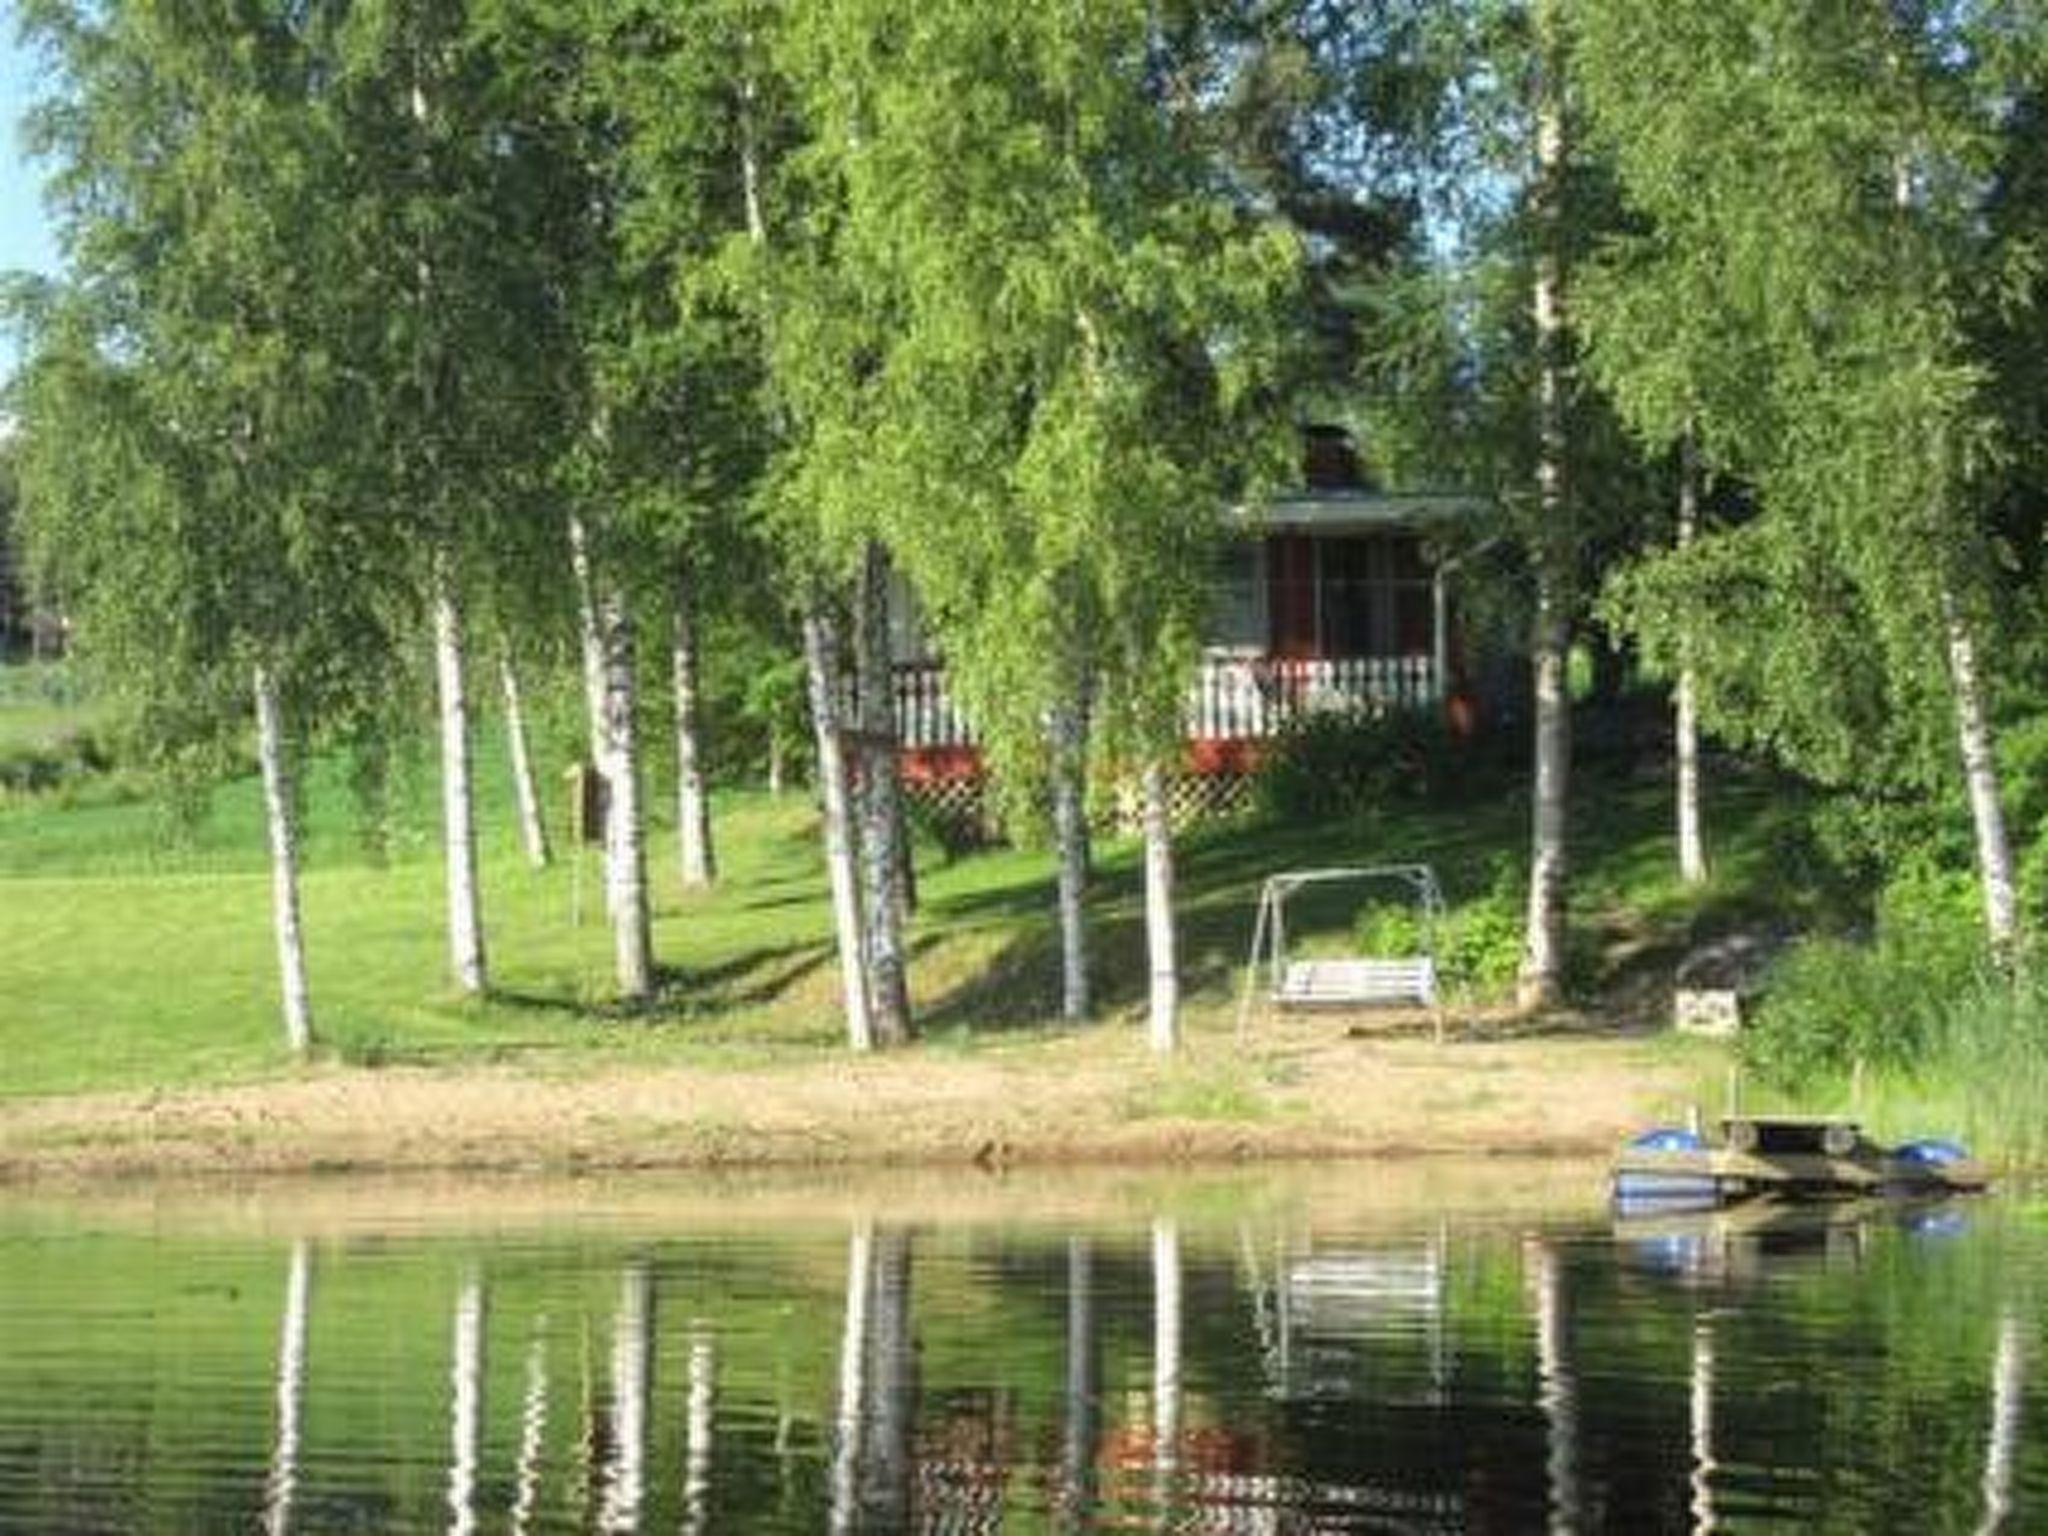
[447,764,1832,1048]
[914,764,1831,1042]
[917,883,1261,1033]
[471,938,838,1033]
[683,940,837,1013]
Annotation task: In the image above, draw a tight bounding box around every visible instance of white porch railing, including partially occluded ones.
[893,654,1441,751]
[892,661,977,749]
[1189,654,1440,740]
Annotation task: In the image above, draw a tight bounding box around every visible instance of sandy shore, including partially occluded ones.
[0,1015,1699,1182]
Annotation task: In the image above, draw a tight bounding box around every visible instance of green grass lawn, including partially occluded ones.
[0,684,1830,1102]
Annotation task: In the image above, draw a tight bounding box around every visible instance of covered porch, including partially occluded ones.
[892,487,1478,760]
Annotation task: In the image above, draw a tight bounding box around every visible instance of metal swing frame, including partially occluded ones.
[1235,864,1448,1044]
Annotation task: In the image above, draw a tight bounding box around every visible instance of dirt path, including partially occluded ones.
[0,1015,1702,1181]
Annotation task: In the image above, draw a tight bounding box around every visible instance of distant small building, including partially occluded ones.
[891,426,1490,826]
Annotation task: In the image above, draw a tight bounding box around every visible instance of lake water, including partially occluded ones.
[0,1164,2039,1533]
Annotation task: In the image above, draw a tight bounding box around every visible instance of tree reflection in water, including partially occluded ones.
[1529,1237,1581,1535]
[1151,1216,1182,1530]
[510,1320,548,1536]
[598,1263,650,1534]
[683,1325,715,1536]
[1981,1309,2026,1536]
[445,1268,484,1536]
[1060,1235,1099,1526]
[827,1221,869,1535]
[0,1190,2037,1532]
[1688,1313,1716,1536]
[261,1239,311,1536]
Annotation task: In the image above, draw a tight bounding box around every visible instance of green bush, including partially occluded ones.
[0,729,111,796]
[1253,706,1461,824]
[1353,861,1523,1002]
[0,661,84,709]
[1744,866,1987,1085]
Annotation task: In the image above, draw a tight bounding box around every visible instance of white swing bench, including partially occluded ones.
[1236,865,1449,1043]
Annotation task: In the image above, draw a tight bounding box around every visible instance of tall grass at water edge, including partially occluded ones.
[1746,955,2048,1170]
[1857,975,2048,1169]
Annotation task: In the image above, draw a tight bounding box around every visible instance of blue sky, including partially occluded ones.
[1,15,59,378]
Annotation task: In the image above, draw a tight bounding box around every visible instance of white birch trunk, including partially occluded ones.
[743,69,875,1045]
[567,512,609,766]
[1889,152,2015,959]
[567,511,616,920]
[1942,591,2018,959]
[803,605,874,1053]
[1051,695,1092,1021]
[672,564,717,889]
[569,512,606,819]
[410,67,485,996]
[1676,432,1706,886]
[1520,7,1572,1013]
[446,1269,485,1536]
[739,74,768,248]
[856,543,912,1045]
[1142,763,1180,1053]
[262,1239,312,1536]
[598,586,653,1004]
[767,736,785,797]
[434,567,487,995]
[500,655,551,870]
[254,664,312,1056]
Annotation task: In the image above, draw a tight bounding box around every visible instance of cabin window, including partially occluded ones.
[887,571,939,663]
[1318,535,1432,657]
[1319,539,1377,655]
[1206,540,1267,651]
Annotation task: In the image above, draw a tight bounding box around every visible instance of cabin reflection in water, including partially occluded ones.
[2,1198,2038,1532]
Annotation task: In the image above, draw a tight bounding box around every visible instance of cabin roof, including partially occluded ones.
[1229,490,1487,536]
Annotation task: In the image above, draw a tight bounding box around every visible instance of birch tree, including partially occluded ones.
[550,0,801,999]
[325,2,573,998]
[498,652,552,869]
[672,557,716,888]
[779,0,1297,1046]
[632,1,896,1051]
[482,2,689,1004]
[1520,0,1572,1009]
[1350,1,1670,1006]
[1576,0,2040,957]
[15,0,400,1055]
[745,8,918,1046]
